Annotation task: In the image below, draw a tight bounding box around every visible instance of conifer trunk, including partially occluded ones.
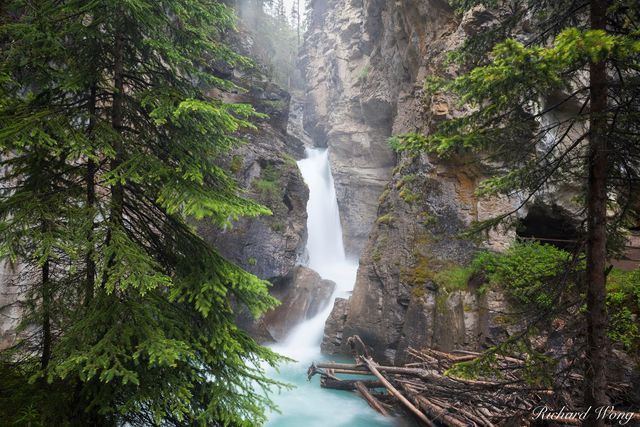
[584,0,610,423]
[111,30,125,222]
[103,21,125,288]
[85,84,97,305]
[41,230,51,369]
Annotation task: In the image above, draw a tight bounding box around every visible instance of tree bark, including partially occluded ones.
[584,0,610,424]
[111,29,125,223]
[355,381,389,416]
[362,357,435,426]
[103,21,125,288]
[41,256,51,370]
[85,83,97,305]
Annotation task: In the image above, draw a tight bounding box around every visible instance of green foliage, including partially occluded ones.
[607,269,640,351]
[253,163,283,202]
[401,255,434,285]
[231,154,244,174]
[0,0,287,425]
[399,187,419,204]
[472,244,639,352]
[376,213,396,225]
[434,265,473,291]
[358,64,370,84]
[235,0,298,87]
[472,242,578,309]
[446,339,559,387]
[389,28,640,215]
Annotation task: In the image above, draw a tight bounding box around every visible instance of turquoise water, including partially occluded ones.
[265,355,397,427]
[262,149,400,426]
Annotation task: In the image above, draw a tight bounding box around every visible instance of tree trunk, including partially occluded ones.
[111,29,125,223]
[85,84,97,305]
[584,0,610,424]
[102,23,125,288]
[41,249,51,369]
[40,220,51,370]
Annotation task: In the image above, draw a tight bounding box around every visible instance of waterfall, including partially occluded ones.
[272,147,358,361]
[265,148,393,427]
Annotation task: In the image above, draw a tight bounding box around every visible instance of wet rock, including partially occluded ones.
[310,0,521,363]
[321,297,350,353]
[261,266,336,342]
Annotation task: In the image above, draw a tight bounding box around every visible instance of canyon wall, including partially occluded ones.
[301,0,519,363]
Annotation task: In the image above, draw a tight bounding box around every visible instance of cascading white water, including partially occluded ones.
[264,148,395,426]
[298,148,346,272]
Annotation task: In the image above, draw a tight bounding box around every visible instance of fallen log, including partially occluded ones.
[320,377,384,391]
[355,381,389,416]
[362,356,436,427]
[414,396,468,427]
[315,361,429,377]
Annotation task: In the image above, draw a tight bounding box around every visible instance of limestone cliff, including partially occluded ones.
[302,1,520,363]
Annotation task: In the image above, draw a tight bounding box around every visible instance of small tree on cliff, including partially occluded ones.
[392,1,639,423]
[0,0,285,424]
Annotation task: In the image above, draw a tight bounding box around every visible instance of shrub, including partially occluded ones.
[472,242,579,309]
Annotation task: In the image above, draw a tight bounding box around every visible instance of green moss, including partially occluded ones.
[372,236,387,263]
[253,164,283,201]
[493,314,513,325]
[395,174,416,190]
[270,222,285,232]
[434,265,473,292]
[419,211,437,226]
[378,188,390,204]
[281,153,298,167]
[412,285,426,299]
[399,187,419,204]
[262,99,287,110]
[376,214,395,225]
[434,290,450,315]
[401,255,434,285]
[358,64,370,84]
[248,257,257,266]
[230,155,243,174]
[413,231,433,249]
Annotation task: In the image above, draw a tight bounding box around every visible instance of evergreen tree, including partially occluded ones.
[291,0,301,47]
[0,0,286,425]
[392,1,639,423]
[274,0,287,27]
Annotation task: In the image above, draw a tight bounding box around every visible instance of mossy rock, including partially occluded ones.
[401,255,435,285]
[376,214,396,225]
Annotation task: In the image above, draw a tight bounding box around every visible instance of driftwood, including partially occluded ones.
[361,356,435,426]
[315,361,429,377]
[307,335,640,427]
[355,381,389,416]
[320,377,383,391]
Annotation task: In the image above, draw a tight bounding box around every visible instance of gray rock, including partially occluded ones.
[261,266,336,342]
[307,0,520,363]
[321,297,350,353]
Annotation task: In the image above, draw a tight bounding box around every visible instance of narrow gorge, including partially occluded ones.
[0,0,638,425]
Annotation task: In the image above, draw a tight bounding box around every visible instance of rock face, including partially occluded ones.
[0,261,24,350]
[260,266,336,342]
[321,297,349,353]
[196,20,327,342]
[198,89,309,281]
[301,0,439,255]
[303,1,520,363]
[198,12,310,283]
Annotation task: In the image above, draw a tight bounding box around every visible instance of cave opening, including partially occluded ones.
[516,203,582,251]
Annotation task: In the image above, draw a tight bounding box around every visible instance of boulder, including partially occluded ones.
[261,266,336,342]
